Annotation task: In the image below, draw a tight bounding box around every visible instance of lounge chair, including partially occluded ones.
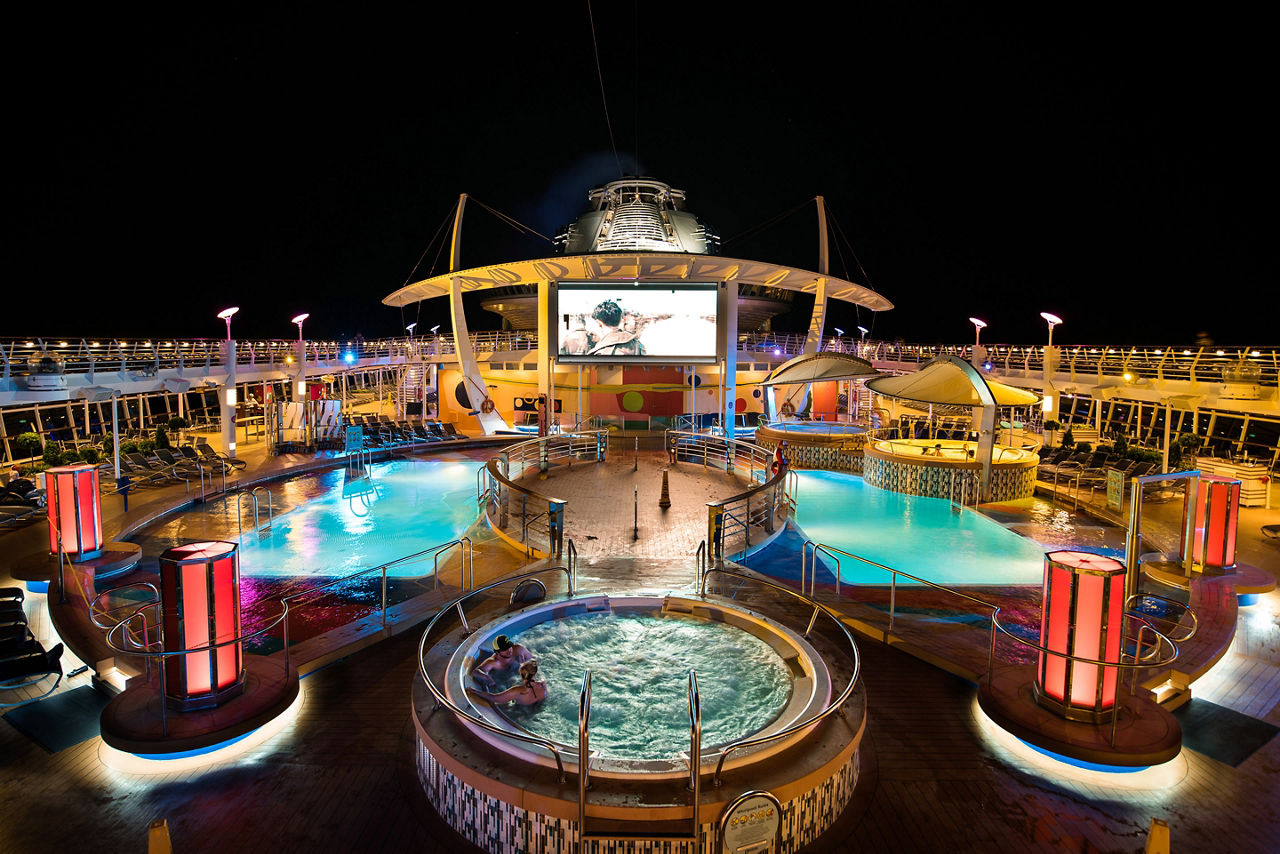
[1263,525,1279,541]
[0,587,23,604]
[0,504,41,527]
[197,442,247,471]
[127,453,182,483]
[0,601,29,627]
[441,423,468,440]
[0,642,64,707]
[1,624,40,661]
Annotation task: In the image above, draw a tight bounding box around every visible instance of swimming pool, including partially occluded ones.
[792,469,1048,585]
[127,457,485,651]
[233,459,481,579]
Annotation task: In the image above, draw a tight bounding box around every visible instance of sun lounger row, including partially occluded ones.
[345,416,470,449]
[1,590,66,707]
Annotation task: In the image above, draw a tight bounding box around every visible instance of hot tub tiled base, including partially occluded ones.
[412,677,866,853]
[415,735,859,853]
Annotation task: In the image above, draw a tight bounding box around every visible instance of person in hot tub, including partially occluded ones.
[470,634,532,689]
[468,659,546,706]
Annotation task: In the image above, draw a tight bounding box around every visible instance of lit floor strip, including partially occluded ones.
[972,696,1189,792]
[99,682,306,775]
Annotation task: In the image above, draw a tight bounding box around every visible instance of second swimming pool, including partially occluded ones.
[791,469,1050,586]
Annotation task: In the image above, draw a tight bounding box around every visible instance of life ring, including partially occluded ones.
[780,401,795,416]
[480,398,496,414]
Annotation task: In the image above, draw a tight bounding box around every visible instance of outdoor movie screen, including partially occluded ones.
[555,283,719,363]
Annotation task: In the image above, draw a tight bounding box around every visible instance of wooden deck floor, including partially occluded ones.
[3,441,1278,852]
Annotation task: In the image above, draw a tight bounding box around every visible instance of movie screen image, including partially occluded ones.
[556,284,719,363]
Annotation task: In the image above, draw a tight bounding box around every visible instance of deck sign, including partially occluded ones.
[1107,468,1124,512]
[720,790,781,853]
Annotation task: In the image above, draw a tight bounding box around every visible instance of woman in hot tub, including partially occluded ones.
[468,659,546,706]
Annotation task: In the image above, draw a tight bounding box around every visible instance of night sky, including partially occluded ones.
[8,5,1274,346]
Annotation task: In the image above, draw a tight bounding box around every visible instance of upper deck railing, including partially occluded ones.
[4,333,1277,387]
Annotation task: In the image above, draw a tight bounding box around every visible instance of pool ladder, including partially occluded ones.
[235,486,273,537]
[577,669,703,852]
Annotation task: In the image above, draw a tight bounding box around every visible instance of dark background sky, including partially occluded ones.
[8,5,1274,346]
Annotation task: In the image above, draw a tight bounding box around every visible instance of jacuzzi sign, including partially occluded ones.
[720,790,781,853]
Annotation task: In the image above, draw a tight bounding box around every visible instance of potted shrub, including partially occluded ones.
[1061,426,1075,450]
[80,447,101,465]
[43,443,63,467]
[1043,420,1061,447]
[15,431,43,463]
[168,416,189,445]
[154,425,171,450]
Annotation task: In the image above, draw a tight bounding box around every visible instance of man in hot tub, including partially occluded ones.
[470,634,532,689]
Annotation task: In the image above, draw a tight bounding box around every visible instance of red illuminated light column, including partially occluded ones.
[46,463,104,561]
[159,541,245,711]
[1181,474,1240,574]
[1035,550,1126,724]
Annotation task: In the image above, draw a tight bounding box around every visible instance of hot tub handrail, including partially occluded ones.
[578,668,592,846]
[987,606,1179,747]
[698,566,861,787]
[416,566,576,782]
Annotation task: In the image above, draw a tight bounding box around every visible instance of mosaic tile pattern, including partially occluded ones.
[761,438,865,474]
[863,454,1036,501]
[417,739,859,853]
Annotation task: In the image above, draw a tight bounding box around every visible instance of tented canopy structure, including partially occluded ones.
[865,361,1041,408]
[761,352,880,386]
[866,356,1041,502]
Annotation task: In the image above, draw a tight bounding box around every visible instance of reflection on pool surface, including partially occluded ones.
[793,470,1048,585]
[501,612,792,760]
[127,458,484,652]
[233,459,481,579]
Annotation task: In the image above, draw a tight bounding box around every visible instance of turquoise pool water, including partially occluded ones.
[501,612,792,760]
[233,459,482,578]
[792,470,1048,585]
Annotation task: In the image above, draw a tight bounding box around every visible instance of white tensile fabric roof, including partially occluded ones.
[866,361,1041,407]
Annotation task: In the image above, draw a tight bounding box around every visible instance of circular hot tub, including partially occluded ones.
[413,589,866,852]
[443,594,832,780]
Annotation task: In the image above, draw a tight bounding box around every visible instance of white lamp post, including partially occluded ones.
[969,317,987,347]
[216,307,240,457]
[1040,312,1063,422]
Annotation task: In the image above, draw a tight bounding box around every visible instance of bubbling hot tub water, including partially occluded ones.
[445,594,833,779]
[501,611,793,760]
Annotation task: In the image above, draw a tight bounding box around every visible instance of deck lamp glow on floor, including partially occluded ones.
[160,541,245,711]
[1035,550,1126,724]
[46,463,103,560]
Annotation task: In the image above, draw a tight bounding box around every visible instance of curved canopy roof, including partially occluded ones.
[866,360,1041,407]
[382,252,894,312]
[761,352,880,386]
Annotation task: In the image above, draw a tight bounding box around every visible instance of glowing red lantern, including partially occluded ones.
[1181,474,1239,573]
[159,541,244,711]
[1035,550,1126,723]
[46,463,103,560]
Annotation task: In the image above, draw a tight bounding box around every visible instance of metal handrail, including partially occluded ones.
[577,669,592,853]
[698,566,861,786]
[416,567,576,783]
[1125,592,1199,644]
[234,486,273,538]
[668,430,791,559]
[801,541,998,627]
[104,599,291,737]
[986,606,1179,747]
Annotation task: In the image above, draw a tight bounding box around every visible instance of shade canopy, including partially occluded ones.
[760,352,880,386]
[866,360,1041,407]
